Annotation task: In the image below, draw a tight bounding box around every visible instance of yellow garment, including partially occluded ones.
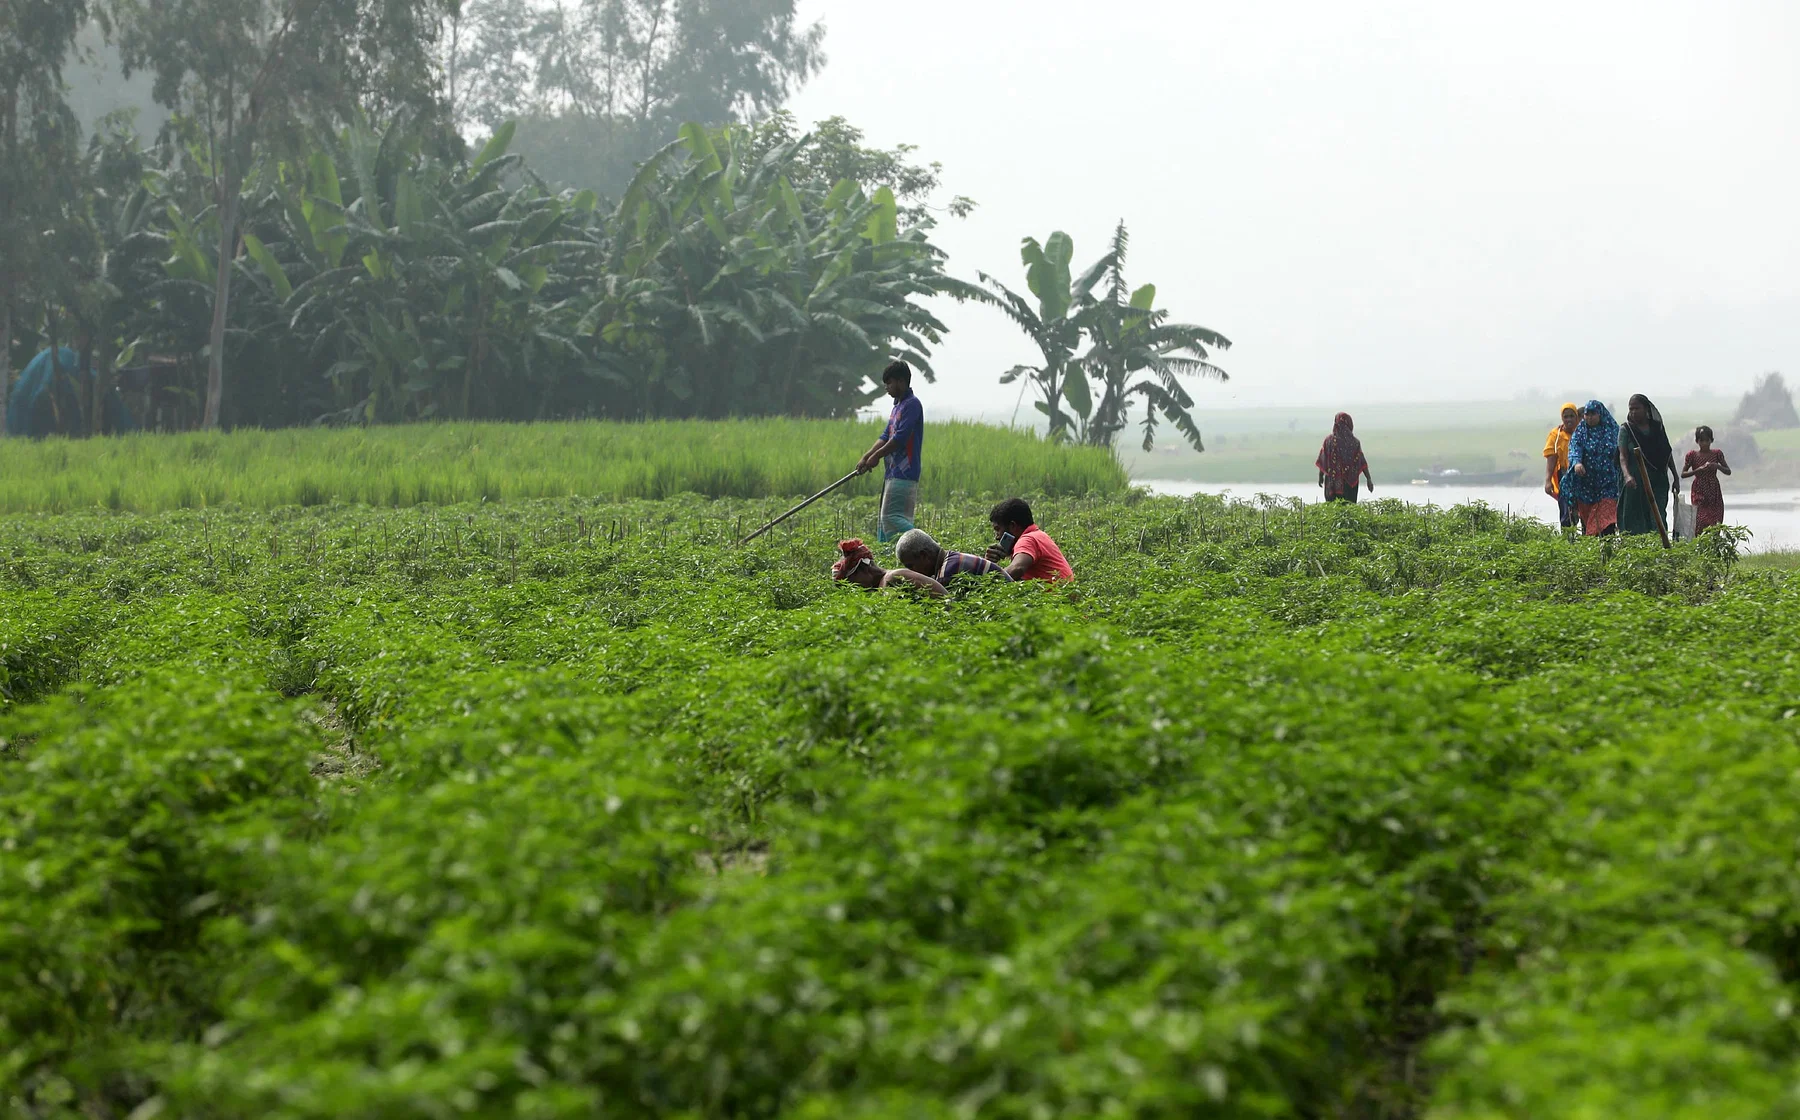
[1543,402,1578,496]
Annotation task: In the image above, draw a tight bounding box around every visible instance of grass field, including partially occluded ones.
[1738,548,1800,571]
[5,486,1797,1116]
[0,419,1127,513]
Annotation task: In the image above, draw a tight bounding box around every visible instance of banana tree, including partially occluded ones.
[586,121,970,419]
[80,113,977,428]
[980,223,1230,450]
[977,231,1111,440]
[240,117,604,423]
[1075,221,1230,451]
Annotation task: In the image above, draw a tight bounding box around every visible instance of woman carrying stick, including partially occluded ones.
[1618,394,1681,541]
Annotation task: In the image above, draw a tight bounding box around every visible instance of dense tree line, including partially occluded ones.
[7,110,970,429]
[1,0,1231,448]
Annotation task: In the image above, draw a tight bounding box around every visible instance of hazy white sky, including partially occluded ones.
[786,0,1800,419]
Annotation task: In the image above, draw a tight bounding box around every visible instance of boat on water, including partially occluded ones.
[1410,468,1526,486]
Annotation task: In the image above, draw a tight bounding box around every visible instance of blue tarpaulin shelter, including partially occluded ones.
[6,347,138,436]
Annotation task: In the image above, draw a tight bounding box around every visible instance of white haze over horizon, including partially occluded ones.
[786,0,1800,422]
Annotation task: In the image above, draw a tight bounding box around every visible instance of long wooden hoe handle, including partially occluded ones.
[738,470,863,545]
[1629,443,1671,549]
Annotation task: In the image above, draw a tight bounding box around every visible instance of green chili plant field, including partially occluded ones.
[3,490,1797,1118]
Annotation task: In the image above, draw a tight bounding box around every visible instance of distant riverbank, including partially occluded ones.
[1120,397,1800,489]
[1136,477,1800,553]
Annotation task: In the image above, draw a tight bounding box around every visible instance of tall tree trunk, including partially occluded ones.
[80,334,95,436]
[45,307,59,432]
[96,333,114,435]
[463,292,487,419]
[0,283,11,438]
[0,84,15,438]
[202,170,242,429]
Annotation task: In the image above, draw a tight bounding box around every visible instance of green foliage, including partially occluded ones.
[1077,222,1231,452]
[111,0,456,426]
[68,113,975,427]
[443,0,825,200]
[0,418,1127,512]
[981,222,1230,450]
[3,486,1793,1116]
[0,0,101,432]
[586,120,973,418]
[743,113,976,226]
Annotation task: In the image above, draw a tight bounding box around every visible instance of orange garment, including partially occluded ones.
[1543,403,1577,496]
[1543,432,1570,493]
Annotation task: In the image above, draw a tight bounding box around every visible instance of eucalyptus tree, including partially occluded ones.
[742,112,975,227]
[113,0,451,428]
[444,0,825,196]
[0,0,94,434]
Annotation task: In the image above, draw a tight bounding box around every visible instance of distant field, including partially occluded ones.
[1739,548,1800,572]
[0,419,1127,513]
[1123,397,1753,485]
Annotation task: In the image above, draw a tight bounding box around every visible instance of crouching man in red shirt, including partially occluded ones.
[985,497,1075,583]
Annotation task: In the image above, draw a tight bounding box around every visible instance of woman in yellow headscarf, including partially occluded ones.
[1542,402,1579,528]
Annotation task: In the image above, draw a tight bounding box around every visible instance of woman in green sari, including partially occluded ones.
[1618,394,1682,538]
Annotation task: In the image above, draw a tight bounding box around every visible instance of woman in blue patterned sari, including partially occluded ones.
[1563,399,1621,536]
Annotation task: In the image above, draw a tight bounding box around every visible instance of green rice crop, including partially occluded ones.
[0,418,1126,513]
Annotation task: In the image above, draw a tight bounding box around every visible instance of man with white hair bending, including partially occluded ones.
[895,528,1013,586]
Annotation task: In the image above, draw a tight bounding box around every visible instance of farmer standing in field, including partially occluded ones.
[855,360,924,543]
[1543,403,1580,528]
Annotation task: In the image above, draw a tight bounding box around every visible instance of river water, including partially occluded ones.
[1135,479,1800,554]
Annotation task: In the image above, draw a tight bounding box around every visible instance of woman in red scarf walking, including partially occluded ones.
[1316,412,1375,502]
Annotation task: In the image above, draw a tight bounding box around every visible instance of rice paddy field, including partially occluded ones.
[0,419,1127,513]
[5,421,1800,1118]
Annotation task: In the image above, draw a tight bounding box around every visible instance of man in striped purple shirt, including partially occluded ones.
[896,529,1013,585]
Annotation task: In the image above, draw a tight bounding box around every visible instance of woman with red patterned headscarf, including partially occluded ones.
[1316,412,1374,503]
[830,539,946,597]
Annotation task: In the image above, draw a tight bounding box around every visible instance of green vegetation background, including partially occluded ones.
[0,419,1126,514]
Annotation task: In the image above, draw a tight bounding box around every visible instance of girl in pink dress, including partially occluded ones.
[1681,425,1731,531]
